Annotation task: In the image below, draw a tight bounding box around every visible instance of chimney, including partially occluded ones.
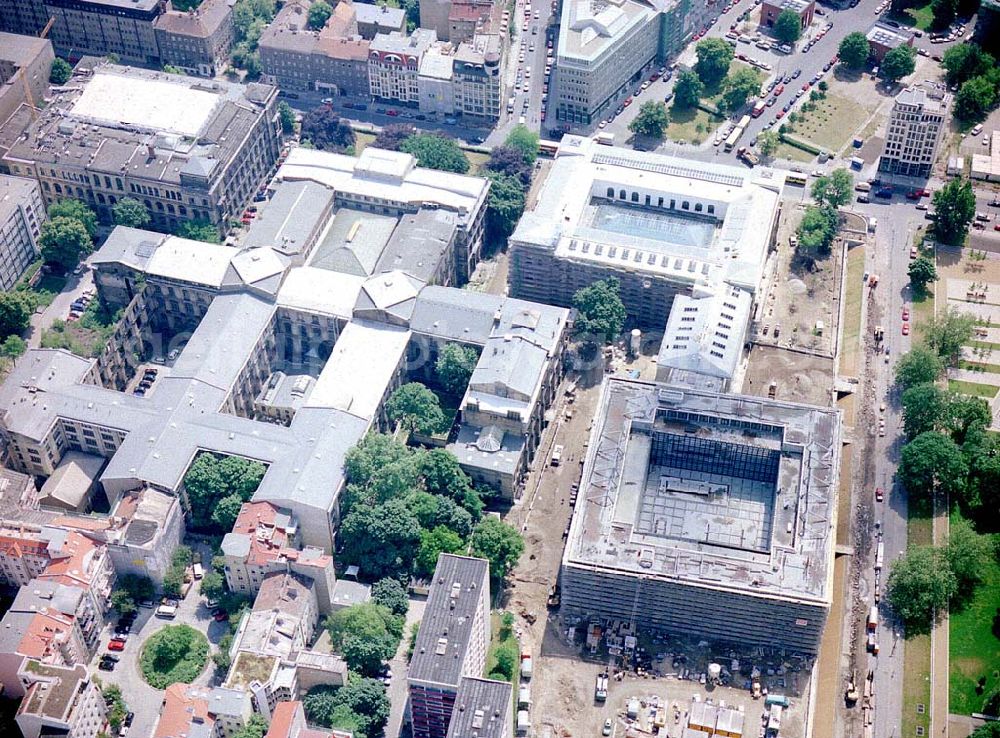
[146,144,155,160]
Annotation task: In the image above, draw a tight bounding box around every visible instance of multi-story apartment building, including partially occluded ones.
[369,29,436,104]
[760,0,815,31]
[153,683,254,738]
[2,62,281,236]
[103,486,184,583]
[0,174,45,290]
[154,0,235,77]
[15,662,106,738]
[452,34,502,119]
[0,33,55,127]
[265,701,352,738]
[45,0,164,66]
[0,609,90,698]
[408,554,494,738]
[866,21,914,63]
[879,84,950,178]
[10,578,102,656]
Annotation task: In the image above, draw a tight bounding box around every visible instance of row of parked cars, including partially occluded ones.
[66,289,94,322]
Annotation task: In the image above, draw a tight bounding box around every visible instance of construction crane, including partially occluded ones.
[18,16,57,118]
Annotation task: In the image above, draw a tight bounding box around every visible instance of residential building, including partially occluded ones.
[561,377,840,654]
[408,554,491,738]
[265,701,353,738]
[2,62,281,235]
[445,678,513,738]
[103,486,184,583]
[0,173,45,289]
[447,0,496,44]
[0,609,90,699]
[509,136,782,389]
[0,33,55,127]
[15,662,106,738]
[971,130,1000,182]
[40,0,165,66]
[369,29,436,105]
[154,0,235,77]
[866,22,914,63]
[152,683,254,738]
[760,0,815,30]
[878,84,950,178]
[10,578,102,655]
[355,2,406,38]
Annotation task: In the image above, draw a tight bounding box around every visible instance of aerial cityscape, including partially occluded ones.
[0,0,998,737]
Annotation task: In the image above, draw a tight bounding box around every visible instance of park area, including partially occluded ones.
[140,624,209,689]
[780,92,870,156]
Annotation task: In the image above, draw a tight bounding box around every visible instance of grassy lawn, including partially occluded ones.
[140,625,209,689]
[840,244,867,376]
[484,612,519,682]
[959,360,1000,374]
[888,0,935,31]
[40,297,119,358]
[666,105,724,145]
[912,289,935,333]
[468,150,490,174]
[949,520,1000,716]
[783,93,870,155]
[774,141,816,162]
[903,504,933,738]
[354,131,377,153]
[970,340,1000,352]
[948,379,999,399]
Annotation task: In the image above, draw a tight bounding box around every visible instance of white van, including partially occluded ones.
[155,604,177,619]
[855,181,872,193]
[868,217,877,233]
[192,563,204,580]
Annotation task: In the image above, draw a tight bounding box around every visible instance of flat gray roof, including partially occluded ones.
[446,678,513,738]
[245,181,336,259]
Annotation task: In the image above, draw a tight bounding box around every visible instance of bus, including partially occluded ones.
[751,99,766,118]
[785,172,808,186]
[723,115,752,151]
[538,139,560,157]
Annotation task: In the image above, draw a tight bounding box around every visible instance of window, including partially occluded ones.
[682,201,689,210]
[619,189,626,200]
[631,192,639,202]
[607,187,614,198]
[695,203,703,212]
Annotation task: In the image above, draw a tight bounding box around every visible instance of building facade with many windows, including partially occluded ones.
[0,174,45,290]
[878,84,950,178]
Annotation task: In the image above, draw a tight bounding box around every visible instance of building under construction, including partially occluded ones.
[560,378,840,654]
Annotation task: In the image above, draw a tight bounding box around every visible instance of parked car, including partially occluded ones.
[107,639,126,651]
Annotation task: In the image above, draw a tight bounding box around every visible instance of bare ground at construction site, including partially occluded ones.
[743,345,834,407]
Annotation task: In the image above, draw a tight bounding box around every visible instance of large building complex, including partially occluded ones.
[0,32,55,127]
[878,83,950,179]
[2,62,281,236]
[510,136,783,389]
[0,173,45,290]
[153,0,235,77]
[408,554,512,738]
[561,378,840,654]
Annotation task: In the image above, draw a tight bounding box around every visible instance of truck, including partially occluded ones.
[867,605,878,632]
[520,652,534,680]
[736,146,760,167]
[724,114,752,151]
[550,444,563,466]
[595,132,615,146]
[595,673,609,702]
[751,99,766,118]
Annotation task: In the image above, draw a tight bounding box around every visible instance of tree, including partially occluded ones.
[838,32,871,70]
[484,171,526,246]
[492,639,520,681]
[39,216,93,271]
[386,382,447,435]
[373,123,416,151]
[941,44,995,87]
[485,145,532,184]
[176,219,219,243]
[278,100,296,134]
[945,517,994,601]
[629,101,670,138]
[400,134,470,173]
[886,545,957,634]
[343,433,412,489]
[339,499,421,579]
[1,335,27,362]
[308,0,333,29]
[435,343,479,394]
[954,74,999,122]
[200,571,226,601]
[0,291,34,339]
[573,277,627,343]
[895,345,944,389]
[908,255,938,293]
[970,722,1000,738]
[898,431,967,503]
[756,130,780,157]
[50,58,72,85]
[301,106,356,152]
[924,307,976,365]
[48,199,98,237]
[901,383,950,438]
[694,38,733,88]
[182,452,265,530]
[370,578,409,617]
[470,517,524,585]
[304,679,391,738]
[931,0,958,31]
[881,46,916,83]
[419,448,481,517]
[504,124,539,164]
[112,198,150,228]
[110,588,138,615]
[811,168,853,208]
[417,526,467,577]
[773,9,802,44]
[796,204,838,262]
[946,395,992,445]
[211,493,245,530]
[326,603,401,675]
[673,69,704,109]
[720,67,761,112]
[232,714,269,738]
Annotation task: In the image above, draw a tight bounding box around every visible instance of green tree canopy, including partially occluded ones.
[419,448,482,517]
[304,679,391,738]
[386,382,447,435]
[435,343,479,394]
[773,9,802,44]
[901,383,950,438]
[898,431,967,503]
[694,38,734,87]
[720,67,762,113]
[302,105,356,152]
[811,168,854,208]
[112,197,151,228]
[756,130,780,157]
[941,44,995,87]
[417,526,467,577]
[470,517,524,585]
[895,345,944,389]
[340,499,422,579]
[400,134,470,173]
[628,101,670,138]
[370,577,409,616]
[886,545,957,635]
[308,0,333,29]
[231,714,269,738]
[110,589,138,615]
[48,199,98,237]
[969,723,1000,738]
[931,0,958,31]
[796,204,838,263]
[504,124,539,164]
[326,603,402,675]
[182,452,266,530]
[199,571,226,602]
[140,624,209,688]
[484,170,527,246]
[923,306,976,365]
[1,335,27,361]
[176,219,219,243]
[933,178,976,244]
[49,58,72,85]
[573,277,627,343]
[954,73,1000,122]
[39,216,93,272]
[908,255,938,293]
[485,146,532,184]
[881,45,916,82]
[211,493,245,531]
[945,516,994,602]
[673,69,704,109]
[838,32,871,70]
[278,100,296,134]
[0,291,35,340]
